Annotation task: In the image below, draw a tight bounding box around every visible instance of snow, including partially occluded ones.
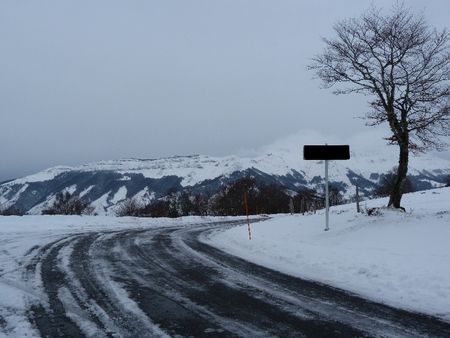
[64,184,77,195]
[4,129,450,191]
[0,189,449,335]
[79,185,94,198]
[91,192,111,214]
[205,187,450,322]
[27,193,57,215]
[5,166,71,185]
[0,215,246,337]
[0,184,29,210]
[110,186,127,204]
[58,286,108,338]
[133,187,155,205]
[1,129,449,217]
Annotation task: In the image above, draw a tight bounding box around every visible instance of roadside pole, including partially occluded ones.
[244,191,252,240]
[356,185,360,213]
[324,159,330,231]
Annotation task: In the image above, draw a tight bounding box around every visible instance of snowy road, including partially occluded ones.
[22,220,450,337]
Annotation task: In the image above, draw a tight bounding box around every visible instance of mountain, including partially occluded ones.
[1,130,449,215]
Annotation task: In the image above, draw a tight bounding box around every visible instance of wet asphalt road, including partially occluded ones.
[22,219,450,337]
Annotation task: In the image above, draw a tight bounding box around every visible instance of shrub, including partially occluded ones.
[292,188,323,213]
[0,206,25,216]
[116,196,183,218]
[42,192,93,215]
[211,177,293,216]
[212,177,258,216]
[328,184,345,206]
[190,194,209,216]
[142,200,179,218]
[116,198,143,217]
[254,184,290,214]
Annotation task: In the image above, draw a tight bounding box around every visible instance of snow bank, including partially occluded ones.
[205,187,450,321]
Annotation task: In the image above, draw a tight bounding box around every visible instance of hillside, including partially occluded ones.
[1,130,449,214]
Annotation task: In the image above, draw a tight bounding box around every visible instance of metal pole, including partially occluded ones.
[356,185,360,213]
[244,192,252,240]
[325,159,330,231]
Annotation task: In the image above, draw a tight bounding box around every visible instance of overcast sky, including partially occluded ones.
[1,0,449,181]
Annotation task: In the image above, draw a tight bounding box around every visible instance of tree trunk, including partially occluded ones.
[388,141,409,208]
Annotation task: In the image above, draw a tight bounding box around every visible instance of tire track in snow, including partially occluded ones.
[21,220,450,337]
[24,231,168,337]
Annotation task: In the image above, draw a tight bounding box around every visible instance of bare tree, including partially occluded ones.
[0,205,25,216]
[116,198,144,217]
[309,4,450,208]
[42,192,94,215]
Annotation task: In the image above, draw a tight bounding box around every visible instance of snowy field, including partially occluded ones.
[205,187,450,322]
[0,215,244,337]
[1,189,449,337]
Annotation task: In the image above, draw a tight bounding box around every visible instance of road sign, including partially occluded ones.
[303,144,350,231]
[303,145,350,160]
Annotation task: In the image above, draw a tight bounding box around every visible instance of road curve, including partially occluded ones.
[22,219,450,337]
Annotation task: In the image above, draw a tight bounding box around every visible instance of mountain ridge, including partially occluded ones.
[1,130,450,215]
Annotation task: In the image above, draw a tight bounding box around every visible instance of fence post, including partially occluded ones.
[356,185,360,213]
[244,191,252,240]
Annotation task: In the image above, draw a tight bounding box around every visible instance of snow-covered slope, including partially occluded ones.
[205,187,450,321]
[1,130,449,214]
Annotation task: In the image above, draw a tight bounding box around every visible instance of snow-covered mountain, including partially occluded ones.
[1,130,449,215]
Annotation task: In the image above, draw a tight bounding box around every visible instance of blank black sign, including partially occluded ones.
[303,145,350,160]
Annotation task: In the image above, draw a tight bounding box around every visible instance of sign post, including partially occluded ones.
[303,144,350,231]
[325,159,329,231]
